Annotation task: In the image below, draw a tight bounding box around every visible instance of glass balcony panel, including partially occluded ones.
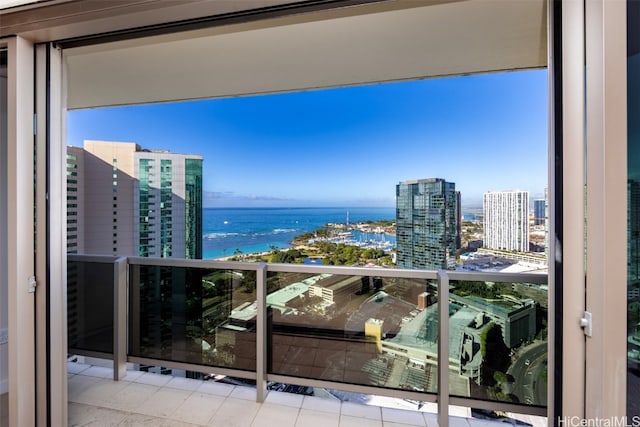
[67,260,115,354]
[448,279,548,407]
[266,271,438,394]
[128,264,257,372]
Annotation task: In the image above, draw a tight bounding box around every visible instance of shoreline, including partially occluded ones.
[204,219,397,261]
[208,245,316,262]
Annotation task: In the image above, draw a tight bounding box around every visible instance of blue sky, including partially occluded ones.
[67,69,548,208]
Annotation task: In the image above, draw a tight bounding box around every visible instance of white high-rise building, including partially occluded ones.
[483,190,529,252]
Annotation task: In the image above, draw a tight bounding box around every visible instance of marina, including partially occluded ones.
[307,229,396,251]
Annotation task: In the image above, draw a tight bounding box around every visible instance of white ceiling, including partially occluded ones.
[65,0,547,110]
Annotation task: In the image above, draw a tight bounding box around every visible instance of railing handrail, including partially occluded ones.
[68,253,121,263]
[87,254,547,284]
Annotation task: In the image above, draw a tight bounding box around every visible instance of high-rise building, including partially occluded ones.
[534,199,546,226]
[66,146,85,255]
[455,190,462,249]
[544,188,549,263]
[67,140,203,259]
[483,190,529,252]
[395,178,458,270]
[66,141,204,367]
[134,149,203,259]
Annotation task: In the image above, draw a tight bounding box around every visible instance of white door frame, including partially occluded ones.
[584,0,628,419]
[34,42,68,427]
[4,35,36,427]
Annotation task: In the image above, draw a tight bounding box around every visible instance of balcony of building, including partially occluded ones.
[65,255,548,427]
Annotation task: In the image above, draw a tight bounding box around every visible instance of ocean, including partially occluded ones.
[202,207,395,259]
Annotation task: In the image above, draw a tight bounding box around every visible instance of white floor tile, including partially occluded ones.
[265,390,304,408]
[197,381,235,397]
[135,387,192,418]
[296,408,339,427]
[80,366,113,379]
[386,422,425,427]
[302,395,342,413]
[67,362,91,375]
[68,402,128,427]
[251,404,299,427]
[119,370,145,382]
[71,378,129,407]
[382,407,427,426]
[423,412,440,427]
[134,372,172,387]
[119,413,203,427]
[450,416,471,427]
[169,392,226,425]
[339,414,383,427]
[101,382,158,412]
[165,376,203,391]
[208,397,260,427]
[229,384,257,401]
[68,375,104,403]
[340,401,382,420]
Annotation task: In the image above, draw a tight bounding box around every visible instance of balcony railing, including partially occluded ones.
[67,254,548,425]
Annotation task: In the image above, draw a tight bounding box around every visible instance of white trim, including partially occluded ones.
[35,43,68,427]
[7,35,36,427]
[585,0,628,418]
[0,47,9,403]
[561,0,586,419]
[35,42,46,427]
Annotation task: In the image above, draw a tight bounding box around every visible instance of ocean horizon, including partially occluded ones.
[202,206,395,259]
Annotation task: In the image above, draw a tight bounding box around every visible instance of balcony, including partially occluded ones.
[67,255,548,426]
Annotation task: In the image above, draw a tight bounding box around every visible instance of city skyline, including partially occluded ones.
[67,69,548,208]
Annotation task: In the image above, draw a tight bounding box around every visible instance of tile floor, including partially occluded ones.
[67,362,539,427]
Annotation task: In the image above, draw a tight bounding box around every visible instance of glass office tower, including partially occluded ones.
[396,178,458,270]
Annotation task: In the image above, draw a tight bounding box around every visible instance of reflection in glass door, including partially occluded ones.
[0,47,9,427]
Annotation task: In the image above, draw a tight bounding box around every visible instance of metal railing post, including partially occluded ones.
[437,270,450,427]
[256,263,268,402]
[113,257,127,380]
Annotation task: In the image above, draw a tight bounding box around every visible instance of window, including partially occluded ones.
[63,0,547,420]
